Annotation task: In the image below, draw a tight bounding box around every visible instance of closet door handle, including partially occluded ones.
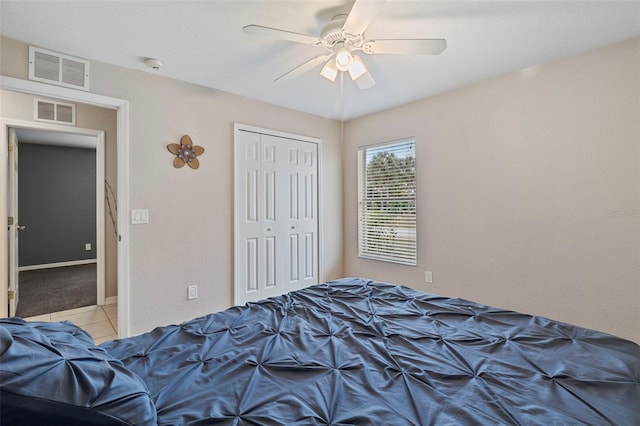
[267,227,272,232]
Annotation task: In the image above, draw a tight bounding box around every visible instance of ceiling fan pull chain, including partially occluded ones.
[340,71,345,122]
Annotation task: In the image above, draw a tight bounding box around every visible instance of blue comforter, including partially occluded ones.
[99,278,640,425]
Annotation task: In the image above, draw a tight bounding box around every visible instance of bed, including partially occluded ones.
[2,277,639,425]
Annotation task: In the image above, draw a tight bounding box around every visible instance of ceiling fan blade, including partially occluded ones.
[354,71,376,90]
[364,39,447,55]
[243,24,320,45]
[343,0,386,35]
[276,55,332,82]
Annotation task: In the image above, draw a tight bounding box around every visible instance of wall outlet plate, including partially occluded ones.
[188,285,198,300]
[425,271,433,284]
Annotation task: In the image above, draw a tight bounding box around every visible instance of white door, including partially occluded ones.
[7,128,19,316]
[235,128,319,305]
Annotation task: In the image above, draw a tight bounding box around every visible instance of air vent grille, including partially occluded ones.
[33,51,60,81]
[34,99,76,125]
[37,101,56,121]
[56,104,74,123]
[62,58,86,87]
[29,46,90,91]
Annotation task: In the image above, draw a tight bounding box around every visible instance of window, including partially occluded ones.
[357,139,416,265]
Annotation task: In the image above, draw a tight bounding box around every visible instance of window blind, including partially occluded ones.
[357,139,416,265]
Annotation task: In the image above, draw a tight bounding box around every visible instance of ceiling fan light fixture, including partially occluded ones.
[348,55,368,80]
[334,43,352,71]
[355,71,376,90]
[320,60,338,82]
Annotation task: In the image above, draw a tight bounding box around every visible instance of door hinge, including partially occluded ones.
[8,290,15,300]
[8,216,14,226]
[8,143,14,152]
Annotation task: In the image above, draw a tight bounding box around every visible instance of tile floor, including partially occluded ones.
[25,303,118,345]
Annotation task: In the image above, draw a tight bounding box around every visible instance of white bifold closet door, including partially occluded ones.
[235,129,318,305]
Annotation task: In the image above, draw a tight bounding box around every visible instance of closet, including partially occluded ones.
[234,126,319,305]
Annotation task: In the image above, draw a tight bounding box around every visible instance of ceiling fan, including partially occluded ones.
[243,0,447,89]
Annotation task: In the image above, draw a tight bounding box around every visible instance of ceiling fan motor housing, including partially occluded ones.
[320,15,348,46]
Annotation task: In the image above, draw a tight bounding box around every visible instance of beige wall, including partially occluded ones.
[3,35,638,344]
[343,38,640,344]
[1,37,343,335]
[0,88,118,299]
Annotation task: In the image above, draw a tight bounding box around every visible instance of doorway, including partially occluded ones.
[7,125,105,318]
[1,75,130,337]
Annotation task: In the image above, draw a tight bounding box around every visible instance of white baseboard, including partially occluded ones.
[18,259,97,272]
[104,296,118,305]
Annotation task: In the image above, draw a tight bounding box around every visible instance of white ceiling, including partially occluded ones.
[1,1,639,121]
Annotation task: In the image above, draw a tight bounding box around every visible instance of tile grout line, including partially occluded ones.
[103,306,118,336]
[24,305,118,341]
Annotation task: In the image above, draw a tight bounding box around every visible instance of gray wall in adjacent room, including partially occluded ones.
[18,143,96,266]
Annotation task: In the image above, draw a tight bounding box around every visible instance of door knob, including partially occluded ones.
[267,227,272,232]
[17,225,26,231]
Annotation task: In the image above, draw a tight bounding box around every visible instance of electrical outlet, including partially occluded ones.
[425,271,433,284]
[187,285,198,300]
[85,243,92,251]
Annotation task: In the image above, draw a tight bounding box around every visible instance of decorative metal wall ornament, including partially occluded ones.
[167,135,204,169]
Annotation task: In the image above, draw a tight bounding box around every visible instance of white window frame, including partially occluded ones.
[357,138,417,265]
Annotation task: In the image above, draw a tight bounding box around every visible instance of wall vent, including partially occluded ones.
[29,46,90,91]
[34,99,76,125]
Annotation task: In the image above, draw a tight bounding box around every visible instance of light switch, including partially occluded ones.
[131,209,149,224]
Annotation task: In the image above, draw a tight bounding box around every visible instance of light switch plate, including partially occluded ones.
[131,209,149,224]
